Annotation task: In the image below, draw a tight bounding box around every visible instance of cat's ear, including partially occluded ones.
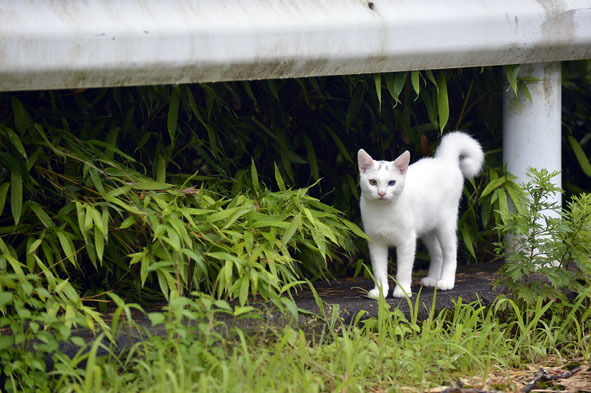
[357,149,374,173]
[393,151,410,175]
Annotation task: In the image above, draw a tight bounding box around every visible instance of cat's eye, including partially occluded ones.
[369,179,377,186]
[388,180,396,186]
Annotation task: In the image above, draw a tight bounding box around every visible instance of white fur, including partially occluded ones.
[358,131,484,298]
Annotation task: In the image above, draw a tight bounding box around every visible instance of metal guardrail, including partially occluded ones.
[0,0,590,91]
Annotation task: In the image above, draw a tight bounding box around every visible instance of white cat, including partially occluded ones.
[358,131,484,298]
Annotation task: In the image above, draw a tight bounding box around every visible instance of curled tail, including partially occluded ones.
[435,131,484,178]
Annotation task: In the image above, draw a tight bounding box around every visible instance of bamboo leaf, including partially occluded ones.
[222,207,251,229]
[89,207,105,235]
[242,81,258,105]
[87,139,136,162]
[436,73,449,133]
[34,124,64,157]
[56,230,77,267]
[250,220,290,229]
[411,71,420,96]
[101,207,109,241]
[207,206,245,223]
[140,253,150,286]
[341,219,368,240]
[98,126,117,160]
[105,185,132,199]
[0,182,9,216]
[185,86,200,119]
[310,229,326,259]
[157,270,171,300]
[481,176,506,198]
[460,222,477,259]
[252,118,280,141]
[10,169,22,225]
[131,181,171,190]
[250,159,260,193]
[281,213,301,247]
[167,86,180,143]
[11,97,28,134]
[2,126,27,158]
[518,80,533,103]
[385,72,407,103]
[202,84,217,119]
[155,154,166,183]
[88,167,105,194]
[164,227,181,252]
[27,238,42,255]
[274,163,286,191]
[497,188,510,220]
[84,205,94,233]
[119,216,136,229]
[506,183,525,214]
[505,65,521,95]
[239,277,249,306]
[94,227,104,266]
[321,124,353,163]
[316,221,338,244]
[425,70,437,87]
[28,201,54,228]
[373,74,382,111]
[76,202,88,242]
[268,80,279,101]
[303,135,319,180]
[568,135,591,177]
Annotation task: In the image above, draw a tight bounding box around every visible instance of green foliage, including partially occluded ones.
[0,120,359,304]
[0,267,109,392]
[504,64,534,102]
[494,168,591,303]
[457,166,526,261]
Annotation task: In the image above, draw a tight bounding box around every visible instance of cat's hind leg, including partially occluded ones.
[367,242,389,298]
[435,224,458,290]
[419,231,443,288]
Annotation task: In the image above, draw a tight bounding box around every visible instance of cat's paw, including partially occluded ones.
[368,286,390,299]
[420,276,438,287]
[367,287,389,299]
[392,285,412,298]
[435,279,454,291]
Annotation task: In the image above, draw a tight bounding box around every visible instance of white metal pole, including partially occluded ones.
[502,62,562,214]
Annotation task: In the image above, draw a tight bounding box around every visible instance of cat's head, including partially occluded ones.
[357,149,410,202]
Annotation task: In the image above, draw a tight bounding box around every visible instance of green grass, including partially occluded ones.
[30,291,590,393]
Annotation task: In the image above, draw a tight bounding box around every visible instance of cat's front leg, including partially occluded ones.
[392,236,416,298]
[367,241,389,298]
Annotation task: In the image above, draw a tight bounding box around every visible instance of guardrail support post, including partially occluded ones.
[502,62,562,215]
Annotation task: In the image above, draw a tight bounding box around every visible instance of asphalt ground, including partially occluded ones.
[293,260,503,325]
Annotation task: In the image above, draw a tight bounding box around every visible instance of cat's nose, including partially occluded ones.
[378,191,386,198]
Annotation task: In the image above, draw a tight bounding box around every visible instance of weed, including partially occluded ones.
[494,168,591,304]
